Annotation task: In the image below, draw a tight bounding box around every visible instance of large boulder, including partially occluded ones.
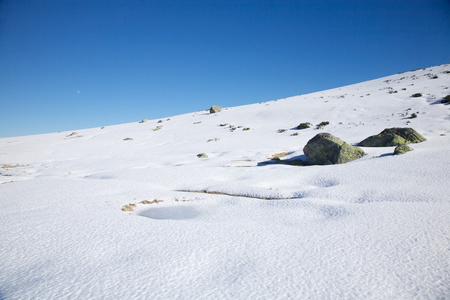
[210,105,222,114]
[359,127,426,147]
[303,133,365,165]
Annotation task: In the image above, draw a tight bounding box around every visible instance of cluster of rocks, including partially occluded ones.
[295,121,329,130]
[201,105,426,165]
[303,127,425,165]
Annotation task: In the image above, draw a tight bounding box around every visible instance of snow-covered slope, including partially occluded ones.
[1,64,450,299]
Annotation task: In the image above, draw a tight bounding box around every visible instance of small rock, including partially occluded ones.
[140,119,148,123]
[123,137,133,141]
[316,121,330,129]
[296,122,311,130]
[394,145,413,155]
[197,153,208,158]
[441,95,450,104]
[210,105,222,113]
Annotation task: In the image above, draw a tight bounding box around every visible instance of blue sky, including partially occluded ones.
[1,0,449,138]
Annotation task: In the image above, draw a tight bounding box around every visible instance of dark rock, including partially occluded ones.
[359,128,426,147]
[296,122,311,130]
[67,132,78,137]
[303,133,365,165]
[316,121,330,129]
[441,95,450,104]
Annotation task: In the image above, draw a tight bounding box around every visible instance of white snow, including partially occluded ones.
[1,64,450,299]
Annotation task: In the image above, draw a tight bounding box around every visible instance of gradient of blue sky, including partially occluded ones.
[1,0,449,137]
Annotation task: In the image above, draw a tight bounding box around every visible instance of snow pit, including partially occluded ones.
[138,206,200,220]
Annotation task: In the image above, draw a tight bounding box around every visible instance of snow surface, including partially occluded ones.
[1,64,450,299]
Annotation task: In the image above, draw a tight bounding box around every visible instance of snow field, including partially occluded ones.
[1,64,450,299]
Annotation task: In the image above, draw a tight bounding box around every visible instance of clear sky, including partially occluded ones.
[1,0,449,138]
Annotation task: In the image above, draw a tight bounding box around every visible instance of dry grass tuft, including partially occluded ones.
[140,199,164,204]
[269,152,289,160]
[121,204,137,212]
[2,164,19,169]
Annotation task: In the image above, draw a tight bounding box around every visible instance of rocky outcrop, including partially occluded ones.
[303,133,365,165]
[359,128,426,147]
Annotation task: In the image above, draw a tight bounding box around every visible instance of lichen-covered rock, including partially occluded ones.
[359,128,426,147]
[394,145,413,155]
[210,105,222,113]
[296,122,311,130]
[303,133,365,165]
[316,121,330,129]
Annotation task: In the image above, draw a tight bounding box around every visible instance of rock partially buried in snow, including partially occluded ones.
[394,144,413,155]
[303,133,365,165]
[197,153,208,158]
[210,105,222,114]
[67,132,78,137]
[359,127,426,147]
[296,122,312,130]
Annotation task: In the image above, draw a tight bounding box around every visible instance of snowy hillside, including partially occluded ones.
[1,64,450,299]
